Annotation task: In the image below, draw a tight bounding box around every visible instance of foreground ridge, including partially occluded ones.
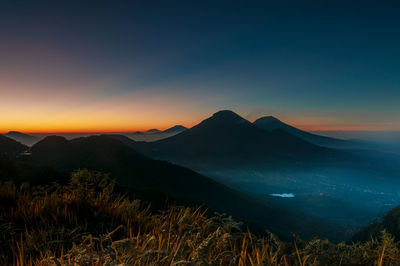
[1,169,399,265]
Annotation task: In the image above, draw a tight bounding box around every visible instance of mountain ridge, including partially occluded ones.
[22,134,340,240]
[131,110,331,169]
[0,134,28,156]
[5,131,39,146]
[253,116,355,149]
[163,125,187,134]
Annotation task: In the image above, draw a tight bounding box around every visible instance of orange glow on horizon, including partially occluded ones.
[0,120,391,135]
[0,122,197,135]
[0,126,194,135]
[1,66,399,135]
[293,124,388,132]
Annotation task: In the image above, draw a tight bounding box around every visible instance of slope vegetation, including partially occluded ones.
[1,170,398,265]
[22,135,338,241]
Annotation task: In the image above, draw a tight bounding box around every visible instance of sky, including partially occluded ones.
[0,1,399,133]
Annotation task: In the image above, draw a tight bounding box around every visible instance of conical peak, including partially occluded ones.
[211,110,244,120]
[254,116,281,123]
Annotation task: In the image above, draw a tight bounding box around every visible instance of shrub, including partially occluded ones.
[1,169,400,265]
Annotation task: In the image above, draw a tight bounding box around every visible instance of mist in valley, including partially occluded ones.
[199,144,400,236]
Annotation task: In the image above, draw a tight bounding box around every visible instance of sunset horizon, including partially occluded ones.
[1,109,397,134]
[2,2,400,136]
[1,1,400,264]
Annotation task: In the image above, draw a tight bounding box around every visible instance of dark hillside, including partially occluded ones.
[132,110,332,169]
[1,170,398,265]
[351,205,400,242]
[23,135,341,241]
[0,134,28,156]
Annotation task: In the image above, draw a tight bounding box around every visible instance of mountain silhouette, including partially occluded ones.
[351,205,400,242]
[146,129,161,134]
[132,110,330,169]
[0,134,28,156]
[23,134,339,240]
[126,125,187,142]
[5,131,39,146]
[163,125,187,134]
[253,116,349,148]
[30,136,69,153]
[132,126,186,135]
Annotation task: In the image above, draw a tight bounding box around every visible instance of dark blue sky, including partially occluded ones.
[1,1,399,132]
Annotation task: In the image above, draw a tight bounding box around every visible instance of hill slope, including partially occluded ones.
[253,116,360,149]
[351,205,400,242]
[5,131,39,146]
[2,170,396,265]
[125,125,187,142]
[23,135,340,241]
[163,125,187,134]
[0,134,28,156]
[131,110,332,169]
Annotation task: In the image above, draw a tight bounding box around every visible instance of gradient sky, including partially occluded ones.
[1,1,399,133]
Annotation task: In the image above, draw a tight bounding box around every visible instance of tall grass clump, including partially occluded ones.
[1,169,400,265]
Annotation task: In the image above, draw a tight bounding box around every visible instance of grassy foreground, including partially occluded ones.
[1,169,399,265]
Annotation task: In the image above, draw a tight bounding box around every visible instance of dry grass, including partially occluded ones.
[1,169,400,265]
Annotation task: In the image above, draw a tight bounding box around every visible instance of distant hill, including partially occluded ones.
[146,129,161,134]
[0,134,28,156]
[105,134,138,147]
[163,125,187,134]
[253,116,352,149]
[137,125,187,135]
[126,125,187,142]
[5,131,39,146]
[132,110,332,169]
[22,135,341,241]
[351,205,400,242]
